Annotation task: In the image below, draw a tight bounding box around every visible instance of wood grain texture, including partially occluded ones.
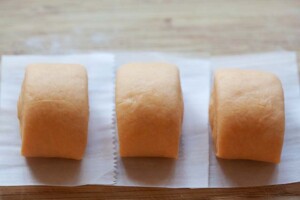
[1,0,300,55]
[0,0,299,199]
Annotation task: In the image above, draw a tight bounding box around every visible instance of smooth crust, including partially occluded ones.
[18,64,89,160]
[209,69,285,163]
[116,63,184,158]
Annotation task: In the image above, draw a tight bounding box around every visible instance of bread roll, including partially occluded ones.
[18,64,89,160]
[116,63,184,158]
[209,69,285,163]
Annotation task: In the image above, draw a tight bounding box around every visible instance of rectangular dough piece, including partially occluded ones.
[18,64,89,160]
[209,69,285,163]
[116,63,184,158]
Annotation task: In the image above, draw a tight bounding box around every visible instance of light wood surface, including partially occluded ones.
[0,0,299,199]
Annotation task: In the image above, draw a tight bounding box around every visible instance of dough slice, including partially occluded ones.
[209,69,285,163]
[116,63,184,158]
[18,64,89,160]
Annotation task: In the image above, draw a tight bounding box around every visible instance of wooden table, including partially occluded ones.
[0,0,299,199]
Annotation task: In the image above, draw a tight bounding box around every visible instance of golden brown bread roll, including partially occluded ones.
[116,63,184,158]
[209,69,285,163]
[18,64,89,160]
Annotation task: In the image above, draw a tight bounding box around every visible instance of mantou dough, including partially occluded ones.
[116,63,184,158]
[209,69,285,163]
[18,64,89,160]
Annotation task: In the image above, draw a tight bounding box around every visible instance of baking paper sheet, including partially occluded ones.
[114,53,210,188]
[210,51,300,187]
[0,51,299,188]
[0,54,116,186]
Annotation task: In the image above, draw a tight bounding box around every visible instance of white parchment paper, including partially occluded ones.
[114,53,210,188]
[0,52,299,188]
[210,51,300,187]
[0,54,116,186]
